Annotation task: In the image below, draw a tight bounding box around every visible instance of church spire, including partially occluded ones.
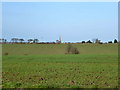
[59,36,61,44]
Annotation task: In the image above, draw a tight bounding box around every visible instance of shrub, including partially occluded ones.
[67,44,72,54]
[24,54,28,55]
[98,42,103,44]
[71,47,79,54]
[64,52,68,54]
[4,52,8,56]
[66,44,79,54]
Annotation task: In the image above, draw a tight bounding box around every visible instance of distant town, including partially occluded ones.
[0,36,118,44]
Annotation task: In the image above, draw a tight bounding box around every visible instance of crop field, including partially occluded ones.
[2,43,118,88]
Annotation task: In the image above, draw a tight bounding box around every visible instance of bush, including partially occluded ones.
[4,52,8,56]
[64,52,68,54]
[66,44,79,54]
[67,44,72,54]
[24,54,28,55]
[98,42,103,44]
[71,47,79,54]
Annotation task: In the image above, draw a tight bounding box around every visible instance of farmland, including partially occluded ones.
[2,43,118,88]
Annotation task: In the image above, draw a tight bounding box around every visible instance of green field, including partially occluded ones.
[2,44,118,88]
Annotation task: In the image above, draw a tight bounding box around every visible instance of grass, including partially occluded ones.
[2,43,118,88]
[2,43,118,55]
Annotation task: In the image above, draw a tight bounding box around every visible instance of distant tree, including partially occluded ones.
[4,39,7,43]
[11,38,15,43]
[108,41,112,43]
[2,39,4,43]
[11,38,18,43]
[56,40,59,44]
[114,39,117,43]
[92,38,100,43]
[97,39,101,43]
[82,41,85,43]
[86,40,92,43]
[19,39,24,43]
[1,38,7,43]
[0,39,1,43]
[76,42,80,44]
[92,38,97,43]
[33,39,39,43]
[15,38,18,43]
[28,39,33,43]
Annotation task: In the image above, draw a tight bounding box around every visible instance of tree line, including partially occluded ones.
[0,38,118,44]
[0,38,39,43]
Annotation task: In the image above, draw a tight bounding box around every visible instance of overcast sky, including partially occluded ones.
[2,2,118,42]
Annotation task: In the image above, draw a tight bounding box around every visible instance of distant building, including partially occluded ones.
[56,36,61,44]
[59,36,61,44]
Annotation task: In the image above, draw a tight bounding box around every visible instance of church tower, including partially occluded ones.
[59,36,61,44]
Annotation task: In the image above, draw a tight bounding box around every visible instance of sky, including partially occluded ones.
[2,2,118,42]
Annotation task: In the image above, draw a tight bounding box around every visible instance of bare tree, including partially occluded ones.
[92,38,97,43]
[92,38,100,43]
